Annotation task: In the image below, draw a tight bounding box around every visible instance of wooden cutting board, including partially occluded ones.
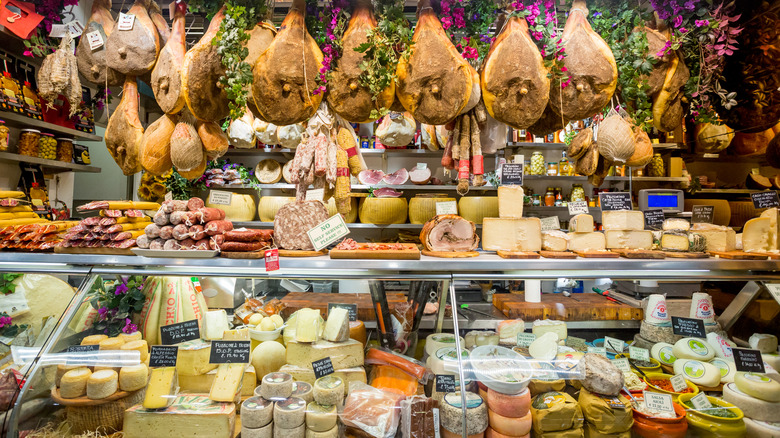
[709,251,769,260]
[540,251,578,259]
[51,387,140,406]
[497,251,540,259]
[280,292,407,320]
[612,249,665,259]
[663,251,710,258]
[493,293,642,321]
[221,251,266,259]
[278,249,328,257]
[54,246,135,256]
[422,250,479,258]
[330,243,420,260]
[572,250,619,258]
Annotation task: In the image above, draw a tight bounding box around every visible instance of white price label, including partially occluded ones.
[164,191,173,201]
[86,30,104,50]
[66,20,84,37]
[766,283,780,306]
[307,214,350,251]
[568,201,589,216]
[433,408,440,438]
[540,216,561,231]
[516,333,536,347]
[587,346,607,357]
[436,201,458,216]
[604,336,625,353]
[305,188,324,202]
[417,162,427,170]
[670,374,687,393]
[207,190,232,206]
[690,392,713,410]
[643,391,675,413]
[48,24,67,38]
[611,358,631,373]
[117,13,135,31]
[629,346,650,362]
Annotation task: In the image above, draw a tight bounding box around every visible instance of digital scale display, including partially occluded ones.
[648,193,681,208]
[639,189,684,212]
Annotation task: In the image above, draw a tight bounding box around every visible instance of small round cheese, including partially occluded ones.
[260,318,276,331]
[425,333,463,358]
[242,396,274,428]
[673,359,721,387]
[745,417,780,438]
[86,369,118,399]
[55,365,81,387]
[60,367,92,398]
[486,388,530,418]
[305,402,337,432]
[261,371,293,400]
[81,334,108,346]
[273,423,304,438]
[440,392,488,436]
[121,340,149,362]
[248,313,265,326]
[304,426,338,438]
[292,381,313,404]
[735,372,780,402]
[313,375,344,406]
[242,422,273,438]
[487,409,532,437]
[98,337,125,350]
[710,358,737,384]
[672,337,715,361]
[650,342,677,366]
[274,396,306,429]
[119,364,148,391]
[270,314,284,328]
[118,331,143,343]
[749,333,779,354]
[723,382,780,422]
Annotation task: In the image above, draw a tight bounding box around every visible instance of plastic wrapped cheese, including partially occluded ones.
[530,391,584,434]
[577,389,633,435]
[340,382,406,438]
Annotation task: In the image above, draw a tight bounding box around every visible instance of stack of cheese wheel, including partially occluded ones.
[723,372,780,436]
[484,388,532,438]
[439,392,489,438]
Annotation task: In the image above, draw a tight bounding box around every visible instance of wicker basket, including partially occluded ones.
[56,389,143,434]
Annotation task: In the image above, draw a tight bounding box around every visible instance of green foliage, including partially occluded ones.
[0,312,28,339]
[0,274,23,295]
[164,169,206,200]
[22,30,57,58]
[88,276,147,337]
[187,0,222,18]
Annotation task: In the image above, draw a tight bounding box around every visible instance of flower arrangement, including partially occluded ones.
[510,1,567,86]
[0,312,28,339]
[306,0,351,94]
[441,0,497,65]
[87,276,146,337]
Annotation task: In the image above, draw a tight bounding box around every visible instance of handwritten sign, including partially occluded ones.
[599,192,632,211]
[328,303,358,321]
[732,348,766,373]
[604,336,625,353]
[751,191,780,209]
[587,346,607,357]
[644,391,675,413]
[209,341,251,364]
[629,346,650,362]
[671,316,706,338]
[517,333,537,348]
[691,205,714,224]
[436,201,458,215]
[307,214,350,251]
[160,320,200,345]
[690,392,714,410]
[500,163,523,185]
[568,201,589,216]
[312,357,335,379]
[149,345,179,368]
[612,358,631,373]
[67,344,99,353]
[644,209,665,230]
[208,190,232,206]
[540,216,561,231]
[436,375,456,393]
[670,374,688,393]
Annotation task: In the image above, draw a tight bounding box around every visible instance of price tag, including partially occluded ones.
[149,345,179,367]
[690,392,714,410]
[540,216,561,231]
[643,391,675,413]
[435,374,456,393]
[604,336,625,353]
[264,248,279,271]
[191,277,202,293]
[164,191,173,202]
[766,283,780,306]
[732,348,766,373]
[306,188,324,202]
[599,192,632,211]
[611,358,631,373]
[691,205,715,224]
[307,214,350,251]
[751,191,780,209]
[48,24,67,37]
[587,346,607,357]
[500,163,523,185]
[209,340,251,364]
[435,201,458,215]
[417,163,427,170]
[67,344,99,353]
[160,320,200,345]
[671,316,706,338]
[312,357,335,379]
[568,201,589,216]
[516,333,536,347]
[643,209,665,230]
[65,20,84,37]
[670,374,688,393]
[629,346,650,362]
[433,409,441,438]
[208,190,232,206]
[117,13,135,31]
[328,303,358,321]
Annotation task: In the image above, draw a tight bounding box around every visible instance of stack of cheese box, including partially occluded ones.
[602,210,654,250]
[658,218,706,252]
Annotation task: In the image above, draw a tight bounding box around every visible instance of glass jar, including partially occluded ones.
[571,184,585,202]
[649,153,665,177]
[544,188,556,207]
[547,162,559,176]
[18,129,40,156]
[0,120,8,151]
[530,151,545,175]
[559,152,571,176]
[56,137,74,162]
[38,133,57,160]
[532,194,542,206]
[524,161,531,175]
[554,190,563,207]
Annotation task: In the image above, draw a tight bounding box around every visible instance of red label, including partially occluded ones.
[337,168,349,177]
[458,159,470,179]
[346,146,357,158]
[265,248,279,271]
[472,155,484,174]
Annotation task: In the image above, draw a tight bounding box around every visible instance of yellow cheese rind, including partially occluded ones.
[60,367,92,398]
[177,340,217,376]
[87,369,119,400]
[119,331,143,343]
[143,367,178,409]
[81,334,108,346]
[285,339,364,370]
[120,364,149,392]
[481,217,542,251]
[760,207,779,251]
[742,217,771,252]
[568,232,606,251]
[498,186,524,218]
[602,210,644,231]
[121,340,149,362]
[570,214,594,233]
[178,365,257,396]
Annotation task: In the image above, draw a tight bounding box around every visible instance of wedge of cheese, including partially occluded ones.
[143,367,178,409]
[743,217,772,252]
[691,224,737,252]
[760,207,779,251]
[602,210,644,231]
[605,230,654,249]
[497,186,524,218]
[541,230,569,252]
[209,363,246,402]
[567,232,605,251]
[482,217,541,251]
[569,214,594,233]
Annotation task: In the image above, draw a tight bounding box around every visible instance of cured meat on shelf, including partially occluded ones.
[372,188,404,198]
[151,0,188,115]
[375,112,416,147]
[420,214,479,252]
[358,169,386,185]
[75,0,124,86]
[273,201,328,250]
[409,166,431,185]
[651,49,690,133]
[139,113,178,176]
[38,35,82,117]
[383,168,409,185]
[148,0,170,46]
[105,77,144,175]
[104,0,160,76]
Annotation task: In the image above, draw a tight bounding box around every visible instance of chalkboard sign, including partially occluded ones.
[160,320,200,345]
[209,340,251,364]
[500,163,523,185]
[67,344,99,353]
[691,205,714,224]
[599,192,632,211]
[671,316,706,338]
[751,191,780,209]
[149,345,179,368]
[436,375,456,393]
[328,303,358,321]
[312,357,335,379]
[732,348,766,373]
[644,209,665,230]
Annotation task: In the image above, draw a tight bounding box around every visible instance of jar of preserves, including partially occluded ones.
[18,129,40,156]
[38,133,57,160]
[56,138,74,162]
[530,151,545,175]
[547,162,559,176]
[571,184,585,202]
[532,194,542,206]
[544,188,555,207]
[554,190,563,207]
[0,120,8,152]
[649,153,665,177]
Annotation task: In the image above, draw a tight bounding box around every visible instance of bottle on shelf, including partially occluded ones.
[571,184,585,202]
[554,187,563,207]
[559,151,571,176]
[547,161,559,176]
[544,187,555,207]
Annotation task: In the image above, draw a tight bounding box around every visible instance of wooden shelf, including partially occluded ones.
[232,221,481,229]
[0,111,102,141]
[0,152,101,173]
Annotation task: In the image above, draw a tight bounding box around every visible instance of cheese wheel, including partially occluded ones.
[56,365,81,387]
[441,429,484,438]
[673,359,721,387]
[650,342,677,366]
[81,334,108,346]
[99,337,125,350]
[441,392,488,436]
[710,358,737,384]
[118,331,143,343]
[292,381,313,403]
[723,382,780,422]
[429,347,469,376]
[60,367,92,398]
[349,320,367,346]
[672,338,715,361]
[706,332,736,359]
[485,428,529,438]
[425,333,464,358]
[488,409,532,437]
[252,340,287,379]
[304,426,338,438]
[273,423,305,438]
[242,396,275,428]
[744,417,780,437]
[261,372,294,400]
[242,422,273,438]
[735,372,780,402]
[119,364,148,391]
[477,382,488,401]
[313,375,344,406]
[305,402,338,432]
[274,396,307,429]
[486,388,531,418]
[750,334,779,354]
[87,369,119,399]
[121,340,150,362]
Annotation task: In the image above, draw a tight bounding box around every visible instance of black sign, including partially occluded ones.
[671,316,706,338]
[328,303,358,322]
[149,345,179,368]
[644,209,665,230]
[435,374,456,393]
[312,357,335,379]
[160,320,201,345]
[691,205,714,224]
[500,163,523,185]
[67,344,99,353]
[751,191,780,209]
[599,192,632,211]
[209,341,251,364]
[732,348,767,373]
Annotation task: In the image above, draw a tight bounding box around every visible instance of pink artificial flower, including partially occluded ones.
[561,66,568,72]
[673,15,683,28]
[695,19,709,27]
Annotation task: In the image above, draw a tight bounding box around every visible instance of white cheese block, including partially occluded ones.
[481,217,541,251]
[203,309,230,340]
[765,353,780,371]
[761,207,780,251]
[261,371,294,400]
[273,424,305,438]
[497,319,526,345]
[673,359,721,387]
[602,210,644,231]
[663,218,691,231]
[529,332,559,361]
[125,395,236,438]
[735,372,780,402]
[541,230,569,252]
[313,375,344,406]
[651,343,677,366]
[570,214,594,232]
[532,320,567,340]
[706,332,736,360]
[749,333,779,353]
[285,339,364,370]
[209,363,246,402]
[464,330,499,349]
[690,225,737,252]
[60,367,92,398]
[274,396,307,429]
[710,358,737,383]
[242,423,273,438]
[121,340,149,362]
[723,382,780,422]
[322,307,349,342]
[295,308,323,343]
[743,217,772,252]
[745,417,780,438]
[86,369,118,400]
[241,396,274,428]
[119,364,148,392]
[567,232,605,251]
[605,230,653,249]
[673,337,715,361]
[305,402,338,432]
[291,381,313,403]
[304,426,338,438]
[497,186,524,218]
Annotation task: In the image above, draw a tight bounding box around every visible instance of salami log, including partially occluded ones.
[273,200,328,250]
[187,197,205,211]
[101,209,124,217]
[205,220,233,235]
[145,223,162,238]
[189,224,206,240]
[198,207,226,222]
[172,224,190,240]
[224,229,274,242]
[159,225,174,240]
[220,240,269,252]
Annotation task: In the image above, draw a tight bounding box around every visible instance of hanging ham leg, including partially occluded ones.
[151,0,188,114]
[76,0,124,86]
[148,0,171,46]
[105,0,160,75]
[105,77,144,175]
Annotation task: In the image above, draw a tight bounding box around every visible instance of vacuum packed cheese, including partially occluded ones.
[274,396,307,429]
[481,217,542,251]
[261,371,294,400]
[119,364,149,392]
[313,375,345,405]
[706,332,736,359]
[241,396,274,428]
[604,230,653,249]
[567,232,605,252]
[601,211,644,231]
[285,339,364,369]
[295,308,323,343]
[180,365,256,396]
[672,337,715,361]
[531,391,583,434]
[60,367,92,398]
[425,333,464,357]
[87,369,118,399]
[578,389,633,435]
[710,358,737,384]
[673,359,721,387]
[125,394,236,438]
[465,331,499,349]
[143,367,178,409]
[497,186,524,218]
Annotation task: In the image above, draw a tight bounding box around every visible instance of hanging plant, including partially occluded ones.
[440,0,497,65]
[305,0,351,94]
[509,1,567,86]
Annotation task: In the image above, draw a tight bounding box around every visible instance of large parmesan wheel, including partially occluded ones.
[409,195,456,224]
[358,197,408,224]
[258,196,296,222]
[8,274,75,334]
[457,197,498,225]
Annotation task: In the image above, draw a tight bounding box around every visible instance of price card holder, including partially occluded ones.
[67,344,99,353]
[307,214,350,251]
[611,358,631,373]
[312,357,335,379]
[65,344,99,366]
[265,248,279,271]
[328,303,358,321]
[435,201,458,215]
[517,333,536,348]
[435,374,456,393]
[540,216,561,231]
[209,341,251,364]
[86,30,104,50]
[587,346,607,357]
[417,163,427,170]
[65,20,84,37]
[751,191,780,209]
[568,201,589,216]
[643,391,675,414]
[500,163,523,185]
[690,392,713,410]
[208,190,233,206]
[117,13,135,31]
[599,192,632,211]
[671,316,706,338]
[149,345,179,368]
[604,336,625,353]
[644,209,665,230]
[160,320,200,345]
[629,346,650,362]
[670,374,688,393]
[732,348,766,373]
[691,205,715,224]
